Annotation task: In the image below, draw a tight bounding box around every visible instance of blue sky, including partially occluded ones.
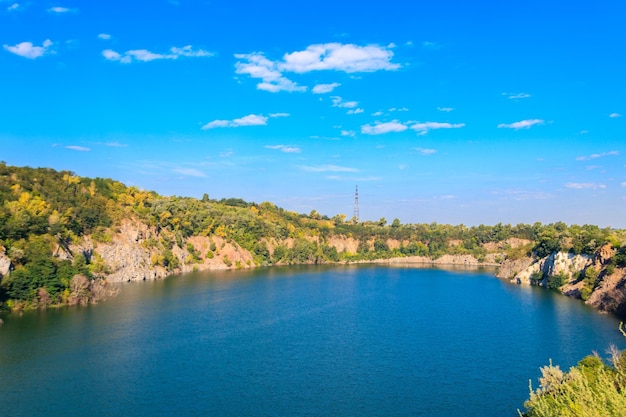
[1,0,625,227]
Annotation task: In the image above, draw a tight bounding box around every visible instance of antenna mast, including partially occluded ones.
[353,185,359,222]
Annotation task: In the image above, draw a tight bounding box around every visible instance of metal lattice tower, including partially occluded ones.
[353,185,359,222]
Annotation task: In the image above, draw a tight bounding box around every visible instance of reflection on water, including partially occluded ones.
[0,265,623,417]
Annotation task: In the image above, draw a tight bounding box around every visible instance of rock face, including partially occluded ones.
[496,245,626,316]
[587,268,626,316]
[498,252,592,285]
[496,257,534,280]
[0,248,12,279]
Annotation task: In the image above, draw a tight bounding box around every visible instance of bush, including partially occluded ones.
[547,272,567,290]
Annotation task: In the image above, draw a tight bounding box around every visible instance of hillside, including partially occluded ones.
[1,162,626,315]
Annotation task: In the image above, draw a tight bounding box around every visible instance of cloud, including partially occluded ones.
[104,45,213,64]
[235,42,399,93]
[413,147,437,155]
[7,3,19,11]
[48,6,73,13]
[3,39,53,59]
[269,112,290,118]
[326,175,381,182]
[621,182,626,187]
[265,145,301,153]
[505,92,531,99]
[98,33,111,40]
[281,43,400,73]
[609,113,622,118]
[437,107,454,112]
[389,107,408,112]
[361,120,407,135]
[565,182,606,190]
[331,96,358,108]
[173,168,207,178]
[422,41,442,50]
[202,114,268,129]
[299,164,358,173]
[371,111,384,116]
[347,108,364,115]
[340,130,355,137]
[497,119,544,129]
[235,52,306,93]
[575,150,619,161]
[411,121,465,134]
[312,83,341,94]
[103,141,128,147]
[65,145,90,152]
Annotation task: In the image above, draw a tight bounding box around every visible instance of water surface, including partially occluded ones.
[1,265,623,416]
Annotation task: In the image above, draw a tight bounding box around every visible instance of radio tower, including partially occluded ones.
[353,185,360,222]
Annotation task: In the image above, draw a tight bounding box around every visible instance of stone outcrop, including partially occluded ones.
[497,245,626,315]
[0,248,12,280]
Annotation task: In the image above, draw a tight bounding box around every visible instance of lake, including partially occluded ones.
[0,265,624,416]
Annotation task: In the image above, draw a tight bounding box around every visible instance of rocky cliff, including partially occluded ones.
[498,245,626,316]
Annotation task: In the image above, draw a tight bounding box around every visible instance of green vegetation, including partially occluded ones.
[1,162,625,313]
[520,326,626,416]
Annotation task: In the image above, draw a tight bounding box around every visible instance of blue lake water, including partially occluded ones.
[1,265,624,416]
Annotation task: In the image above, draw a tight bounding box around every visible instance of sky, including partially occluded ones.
[1,0,625,227]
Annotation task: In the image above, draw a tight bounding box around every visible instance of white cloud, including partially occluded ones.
[173,168,207,178]
[3,39,53,59]
[437,107,454,112]
[312,83,340,94]
[265,145,301,153]
[299,164,358,173]
[65,145,90,152]
[422,41,442,50]
[361,121,407,135]
[505,92,531,99]
[621,182,626,187]
[103,141,128,147]
[347,108,364,115]
[340,130,355,137]
[235,52,306,93]
[281,43,400,73]
[411,121,465,134]
[235,42,399,93]
[497,119,544,129]
[326,175,381,182]
[609,113,622,118]
[413,148,437,155]
[389,107,408,112]
[575,150,619,161]
[269,112,290,118]
[372,111,384,116]
[48,6,72,13]
[98,33,111,40]
[331,96,358,108]
[565,182,607,190]
[104,45,213,63]
[202,114,268,129]
[170,45,213,58]
[7,3,19,11]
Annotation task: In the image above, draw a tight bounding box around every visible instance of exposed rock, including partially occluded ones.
[504,252,592,285]
[586,268,626,315]
[328,236,359,254]
[378,254,495,267]
[496,257,534,280]
[0,248,12,279]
